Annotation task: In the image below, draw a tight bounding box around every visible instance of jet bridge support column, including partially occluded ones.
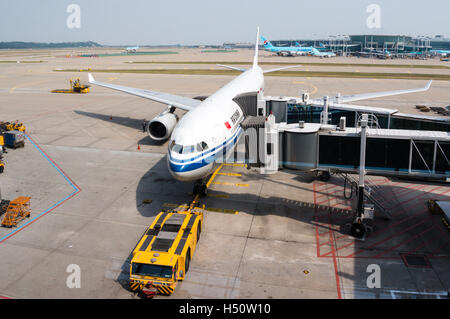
[321,96,329,124]
[261,113,279,174]
[357,115,367,216]
[257,93,266,116]
[350,114,374,239]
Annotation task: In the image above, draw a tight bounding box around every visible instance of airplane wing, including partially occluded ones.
[263,65,302,73]
[216,64,246,72]
[309,80,432,104]
[88,73,201,111]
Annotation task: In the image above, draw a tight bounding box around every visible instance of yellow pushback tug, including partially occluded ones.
[129,197,203,297]
[51,78,90,94]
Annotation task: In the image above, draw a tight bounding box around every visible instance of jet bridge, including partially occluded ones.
[238,94,449,178]
[264,95,450,132]
[239,113,449,238]
[237,94,450,179]
[275,121,450,180]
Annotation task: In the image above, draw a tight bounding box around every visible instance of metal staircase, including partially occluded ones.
[337,172,392,220]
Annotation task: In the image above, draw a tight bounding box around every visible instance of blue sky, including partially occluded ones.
[1,0,449,45]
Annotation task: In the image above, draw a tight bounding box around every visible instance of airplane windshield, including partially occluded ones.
[171,144,183,154]
[196,142,209,152]
[182,145,195,154]
[170,141,206,154]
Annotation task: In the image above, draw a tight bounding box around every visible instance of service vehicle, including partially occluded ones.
[129,206,203,296]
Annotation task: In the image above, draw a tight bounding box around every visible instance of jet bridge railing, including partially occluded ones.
[266,97,450,132]
[409,140,450,175]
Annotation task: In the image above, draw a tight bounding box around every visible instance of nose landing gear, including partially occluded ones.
[193,181,207,197]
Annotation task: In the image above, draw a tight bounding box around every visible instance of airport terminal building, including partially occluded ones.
[266,34,450,55]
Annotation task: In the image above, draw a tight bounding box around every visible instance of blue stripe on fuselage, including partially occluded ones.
[169,128,242,173]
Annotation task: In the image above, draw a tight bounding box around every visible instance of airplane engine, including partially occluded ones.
[147,111,178,141]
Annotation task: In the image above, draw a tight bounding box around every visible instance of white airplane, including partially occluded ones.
[88,28,432,196]
[126,45,139,53]
[89,28,299,195]
[311,47,336,58]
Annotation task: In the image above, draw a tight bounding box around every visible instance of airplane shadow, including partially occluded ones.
[119,155,450,298]
[74,110,165,146]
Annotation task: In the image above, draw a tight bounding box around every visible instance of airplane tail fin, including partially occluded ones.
[261,35,273,48]
[253,27,260,68]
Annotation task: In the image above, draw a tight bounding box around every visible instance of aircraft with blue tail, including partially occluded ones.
[262,36,335,57]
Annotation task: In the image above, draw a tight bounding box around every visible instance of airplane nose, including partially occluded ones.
[167,158,198,182]
[167,157,214,182]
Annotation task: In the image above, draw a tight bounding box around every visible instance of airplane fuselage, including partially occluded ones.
[167,66,265,181]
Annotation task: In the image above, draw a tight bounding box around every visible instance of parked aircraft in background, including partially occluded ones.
[431,49,450,57]
[126,45,139,53]
[261,36,315,56]
[359,48,393,59]
[311,47,336,58]
[262,36,336,57]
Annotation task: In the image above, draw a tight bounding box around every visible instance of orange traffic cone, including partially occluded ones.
[137,144,141,150]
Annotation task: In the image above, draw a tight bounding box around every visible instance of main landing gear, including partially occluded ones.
[193,180,207,197]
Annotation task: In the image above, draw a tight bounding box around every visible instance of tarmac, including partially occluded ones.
[0,48,448,299]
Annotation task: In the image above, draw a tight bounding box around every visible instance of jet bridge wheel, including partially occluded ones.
[317,170,331,182]
[350,222,366,238]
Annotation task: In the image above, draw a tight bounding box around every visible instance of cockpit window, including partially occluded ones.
[170,141,207,154]
[171,144,183,154]
[197,142,209,152]
[182,145,195,154]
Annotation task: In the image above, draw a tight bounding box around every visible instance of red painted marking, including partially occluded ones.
[408,241,429,255]
[224,121,231,129]
[346,219,428,258]
[0,134,82,245]
[322,240,355,257]
[389,184,444,212]
[0,295,11,299]
[319,240,332,247]
[0,190,80,245]
[335,234,348,241]
[314,184,321,257]
[323,211,425,257]
[393,183,426,197]
[372,224,434,258]
[316,196,331,206]
[26,135,81,190]
[328,213,342,299]
[434,187,450,199]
